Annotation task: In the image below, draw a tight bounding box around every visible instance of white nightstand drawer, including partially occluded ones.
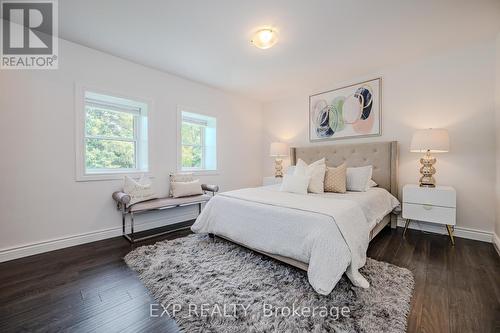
[403,185,456,208]
[402,202,456,225]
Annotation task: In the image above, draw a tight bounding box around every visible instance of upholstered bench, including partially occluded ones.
[113,184,219,243]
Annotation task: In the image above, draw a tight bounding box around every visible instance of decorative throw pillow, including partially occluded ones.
[169,173,194,196]
[280,174,310,195]
[171,179,203,198]
[324,163,347,193]
[286,166,296,175]
[369,179,378,187]
[123,175,156,205]
[294,158,326,194]
[346,166,373,192]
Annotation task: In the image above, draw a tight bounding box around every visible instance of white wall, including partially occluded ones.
[263,41,497,237]
[1,37,497,261]
[0,39,263,261]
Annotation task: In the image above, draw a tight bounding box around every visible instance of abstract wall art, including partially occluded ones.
[309,78,381,141]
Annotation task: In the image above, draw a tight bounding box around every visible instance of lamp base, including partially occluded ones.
[274,158,284,178]
[418,151,436,187]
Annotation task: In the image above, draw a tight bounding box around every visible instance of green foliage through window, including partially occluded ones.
[181,121,203,169]
[85,139,135,169]
[85,106,136,170]
[85,107,134,138]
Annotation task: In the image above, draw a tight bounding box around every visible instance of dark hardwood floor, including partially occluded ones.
[1,226,499,333]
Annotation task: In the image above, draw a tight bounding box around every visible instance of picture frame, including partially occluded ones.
[309,78,382,142]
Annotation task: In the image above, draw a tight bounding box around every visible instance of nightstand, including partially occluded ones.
[402,184,456,245]
[263,176,282,186]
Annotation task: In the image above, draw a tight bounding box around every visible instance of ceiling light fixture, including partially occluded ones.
[251,27,278,49]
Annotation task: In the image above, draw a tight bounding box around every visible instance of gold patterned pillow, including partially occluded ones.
[324,164,347,193]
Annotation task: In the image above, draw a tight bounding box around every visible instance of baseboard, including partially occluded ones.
[493,233,500,256]
[396,217,493,243]
[0,212,197,263]
[2,214,495,263]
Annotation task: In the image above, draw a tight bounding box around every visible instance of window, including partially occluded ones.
[77,90,149,180]
[179,110,217,172]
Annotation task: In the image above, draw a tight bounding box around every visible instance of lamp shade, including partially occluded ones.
[270,142,288,157]
[410,128,450,153]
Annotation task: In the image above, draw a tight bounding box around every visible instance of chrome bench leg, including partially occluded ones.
[122,199,208,244]
[130,212,135,243]
[122,212,136,243]
[122,212,126,235]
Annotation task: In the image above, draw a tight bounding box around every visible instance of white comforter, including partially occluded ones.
[191,186,398,295]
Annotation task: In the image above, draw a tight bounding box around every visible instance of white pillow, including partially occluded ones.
[294,158,326,194]
[170,172,194,182]
[369,179,378,187]
[169,173,195,196]
[123,175,156,205]
[346,166,373,192]
[280,174,310,195]
[286,166,296,175]
[171,179,203,198]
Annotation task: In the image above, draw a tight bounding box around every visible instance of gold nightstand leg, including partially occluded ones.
[446,225,455,246]
[403,219,411,238]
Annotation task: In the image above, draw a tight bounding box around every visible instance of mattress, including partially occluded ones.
[308,187,400,229]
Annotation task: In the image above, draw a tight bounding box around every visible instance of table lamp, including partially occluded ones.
[270,142,288,177]
[410,128,450,187]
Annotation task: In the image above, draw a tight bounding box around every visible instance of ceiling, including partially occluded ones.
[59,0,500,102]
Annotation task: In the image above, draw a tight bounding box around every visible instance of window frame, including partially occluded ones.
[181,115,206,171]
[177,106,218,175]
[75,84,151,181]
[84,102,139,173]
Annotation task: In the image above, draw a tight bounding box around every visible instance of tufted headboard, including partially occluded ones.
[290,141,399,199]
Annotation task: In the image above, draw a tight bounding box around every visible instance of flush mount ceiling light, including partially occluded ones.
[251,27,278,49]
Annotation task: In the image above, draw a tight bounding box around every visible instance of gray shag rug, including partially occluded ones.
[125,234,414,333]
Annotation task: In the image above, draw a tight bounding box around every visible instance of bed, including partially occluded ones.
[191,141,399,295]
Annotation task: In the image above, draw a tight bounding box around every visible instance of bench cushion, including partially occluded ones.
[128,194,211,213]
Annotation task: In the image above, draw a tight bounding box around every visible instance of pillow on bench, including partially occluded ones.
[124,175,156,205]
[169,173,194,196]
[171,179,203,198]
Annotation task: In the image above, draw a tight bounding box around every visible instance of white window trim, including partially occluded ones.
[75,83,152,182]
[176,105,218,175]
[84,110,139,172]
